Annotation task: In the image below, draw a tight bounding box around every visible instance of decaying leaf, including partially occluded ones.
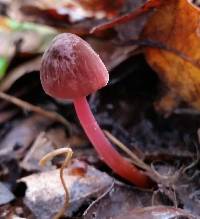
[20,162,112,219]
[93,0,200,114]
[20,132,55,171]
[84,183,198,219]
[0,15,57,79]
[84,182,199,219]
[0,114,52,159]
[88,38,138,71]
[141,0,200,114]
[113,206,197,219]
[84,183,153,219]
[0,182,15,205]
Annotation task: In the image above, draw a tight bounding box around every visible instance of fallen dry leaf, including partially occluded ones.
[84,183,153,219]
[88,38,138,71]
[141,0,200,114]
[92,0,200,114]
[0,114,52,159]
[20,132,55,171]
[0,182,15,205]
[113,206,197,219]
[20,161,112,219]
[84,183,198,219]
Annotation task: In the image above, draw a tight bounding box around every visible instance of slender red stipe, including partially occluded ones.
[74,97,149,187]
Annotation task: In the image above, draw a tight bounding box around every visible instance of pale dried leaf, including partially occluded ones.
[20,162,112,219]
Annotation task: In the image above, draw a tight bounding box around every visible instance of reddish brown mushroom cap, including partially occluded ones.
[40,33,109,99]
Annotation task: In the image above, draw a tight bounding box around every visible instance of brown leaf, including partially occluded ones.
[87,38,138,71]
[141,0,200,114]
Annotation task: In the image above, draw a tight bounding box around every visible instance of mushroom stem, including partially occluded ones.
[73,97,149,187]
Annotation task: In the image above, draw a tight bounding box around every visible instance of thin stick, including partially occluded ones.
[104,130,184,187]
[40,147,73,219]
[0,91,71,131]
[104,130,150,171]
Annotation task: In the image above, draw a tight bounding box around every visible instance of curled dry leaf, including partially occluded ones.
[141,0,200,114]
[21,132,55,171]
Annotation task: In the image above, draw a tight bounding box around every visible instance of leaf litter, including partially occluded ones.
[0,0,199,218]
[84,183,197,219]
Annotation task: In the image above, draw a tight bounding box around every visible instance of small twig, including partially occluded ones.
[40,147,73,219]
[0,91,71,132]
[104,130,150,171]
[104,130,186,189]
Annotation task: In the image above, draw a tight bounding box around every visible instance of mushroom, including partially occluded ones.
[40,33,149,187]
